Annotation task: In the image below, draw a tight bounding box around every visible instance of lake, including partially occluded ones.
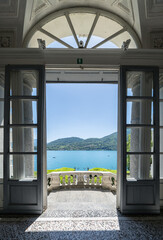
[44,150,117,171]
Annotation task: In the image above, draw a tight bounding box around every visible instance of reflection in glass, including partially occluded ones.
[10,127,37,152]
[0,128,3,152]
[0,71,4,98]
[126,154,153,180]
[160,154,163,179]
[0,101,4,126]
[160,102,163,126]
[9,154,37,180]
[127,100,153,125]
[160,129,163,152]
[0,155,3,178]
[10,70,38,96]
[159,73,163,99]
[10,100,37,124]
[126,128,154,153]
[126,71,153,97]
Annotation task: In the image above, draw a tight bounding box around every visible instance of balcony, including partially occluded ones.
[47,171,117,192]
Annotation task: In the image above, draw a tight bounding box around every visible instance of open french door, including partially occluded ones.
[119,66,160,214]
[4,65,46,214]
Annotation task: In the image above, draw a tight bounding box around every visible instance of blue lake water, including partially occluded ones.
[43,150,117,171]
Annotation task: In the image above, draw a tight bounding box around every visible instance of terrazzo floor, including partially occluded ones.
[0,189,163,240]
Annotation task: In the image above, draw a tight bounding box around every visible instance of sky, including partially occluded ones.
[46,83,118,143]
[47,35,118,48]
[46,36,118,143]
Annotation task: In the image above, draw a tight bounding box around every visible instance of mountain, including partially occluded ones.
[47,132,117,151]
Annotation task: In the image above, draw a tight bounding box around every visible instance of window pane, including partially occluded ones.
[0,101,4,126]
[126,71,153,97]
[0,71,4,98]
[159,73,163,99]
[126,128,154,153]
[126,154,153,180]
[160,129,163,152]
[160,102,163,126]
[10,70,38,96]
[70,13,95,46]
[10,127,37,152]
[88,16,122,48]
[42,16,74,47]
[127,100,153,124]
[9,154,37,180]
[160,154,163,179]
[0,155,3,179]
[0,128,3,152]
[10,100,37,124]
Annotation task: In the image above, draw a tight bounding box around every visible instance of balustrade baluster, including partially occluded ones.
[92,175,97,185]
[68,175,71,185]
[59,174,62,186]
[78,174,83,186]
[86,174,90,185]
[62,175,65,186]
[75,174,78,185]
[71,174,74,185]
[97,175,100,186]
[89,174,92,185]
[100,175,103,185]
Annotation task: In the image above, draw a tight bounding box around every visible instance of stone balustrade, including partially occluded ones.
[47,171,117,192]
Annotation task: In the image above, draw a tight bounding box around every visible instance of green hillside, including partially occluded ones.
[47,132,117,151]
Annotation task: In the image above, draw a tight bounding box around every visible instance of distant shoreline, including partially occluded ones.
[47,132,117,151]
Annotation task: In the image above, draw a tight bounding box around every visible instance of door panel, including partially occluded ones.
[120,66,160,214]
[4,65,45,214]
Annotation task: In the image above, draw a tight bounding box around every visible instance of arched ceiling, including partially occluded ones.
[0,0,163,48]
[23,0,141,41]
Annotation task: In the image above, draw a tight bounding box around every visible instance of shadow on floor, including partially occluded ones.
[0,213,163,240]
[0,189,163,239]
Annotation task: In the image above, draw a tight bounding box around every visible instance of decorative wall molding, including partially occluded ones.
[146,0,163,18]
[0,31,15,48]
[30,0,52,20]
[0,49,163,68]
[112,0,133,16]
[150,32,163,48]
[0,0,19,18]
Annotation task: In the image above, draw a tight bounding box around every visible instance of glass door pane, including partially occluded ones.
[126,71,153,97]
[10,70,38,96]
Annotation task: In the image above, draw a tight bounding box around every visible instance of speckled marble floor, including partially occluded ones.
[42,189,117,218]
[0,190,163,240]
